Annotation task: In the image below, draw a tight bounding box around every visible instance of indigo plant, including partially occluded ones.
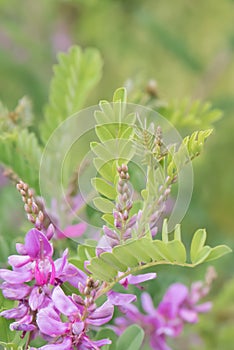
[0,46,231,350]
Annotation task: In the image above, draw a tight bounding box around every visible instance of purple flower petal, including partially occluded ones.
[0,303,28,319]
[195,301,212,313]
[0,282,31,300]
[25,229,53,258]
[72,321,84,334]
[127,273,157,285]
[15,243,27,255]
[29,286,47,311]
[10,314,36,332]
[158,283,188,319]
[107,291,136,306]
[0,269,32,283]
[88,301,114,326]
[179,308,198,323]
[37,306,69,337]
[38,337,72,350]
[52,286,77,316]
[141,292,155,315]
[54,249,68,276]
[8,255,31,268]
[92,338,112,347]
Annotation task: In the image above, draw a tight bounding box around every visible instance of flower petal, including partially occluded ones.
[52,286,77,316]
[72,321,84,335]
[29,286,46,311]
[8,255,31,268]
[127,273,157,285]
[88,301,113,326]
[38,337,72,350]
[0,282,31,300]
[107,291,136,306]
[195,301,212,313]
[0,269,32,283]
[179,308,198,323]
[141,292,155,315]
[37,306,69,337]
[0,303,28,319]
[25,229,53,258]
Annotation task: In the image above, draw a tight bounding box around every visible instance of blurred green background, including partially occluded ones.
[0,1,233,348]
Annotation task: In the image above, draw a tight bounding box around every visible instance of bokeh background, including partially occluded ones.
[0,1,234,349]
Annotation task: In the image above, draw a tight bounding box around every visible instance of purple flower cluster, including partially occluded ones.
[0,227,151,349]
[0,229,84,333]
[114,276,214,350]
[0,229,116,349]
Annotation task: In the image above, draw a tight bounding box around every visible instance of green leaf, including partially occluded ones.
[190,228,207,263]
[204,245,232,262]
[77,244,96,261]
[167,240,187,263]
[102,213,115,226]
[116,325,144,350]
[113,87,127,103]
[93,197,115,213]
[94,158,115,183]
[159,98,222,132]
[92,177,117,200]
[0,129,41,190]
[162,219,169,243]
[193,246,211,265]
[40,46,103,143]
[174,224,181,241]
[95,125,114,142]
[100,252,128,272]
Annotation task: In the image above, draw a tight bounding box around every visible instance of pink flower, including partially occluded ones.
[37,286,113,349]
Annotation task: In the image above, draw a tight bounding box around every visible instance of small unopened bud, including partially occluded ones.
[126,200,133,210]
[84,286,90,295]
[46,224,55,240]
[38,211,44,222]
[122,193,128,202]
[117,166,122,173]
[28,189,34,197]
[86,277,94,288]
[120,171,126,179]
[78,282,84,294]
[27,214,35,224]
[32,202,39,214]
[123,183,128,193]
[23,183,29,191]
[35,217,42,230]
[93,280,99,289]
[16,183,23,191]
[20,190,26,196]
[123,210,129,221]
[72,294,85,305]
[24,204,31,213]
[27,198,32,206]
[164,188,171,197]
[121,164,128,172]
